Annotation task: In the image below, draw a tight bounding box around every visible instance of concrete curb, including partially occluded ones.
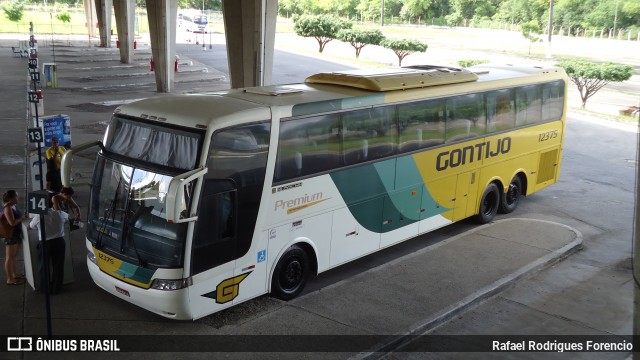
[350,218,583,359]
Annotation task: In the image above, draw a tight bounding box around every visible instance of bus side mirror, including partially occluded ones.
[166,167,208,223]
[61,141,104,187]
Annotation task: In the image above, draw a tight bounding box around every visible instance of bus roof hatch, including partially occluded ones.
[305,65,478,92]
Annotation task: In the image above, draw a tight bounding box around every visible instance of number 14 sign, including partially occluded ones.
[28,190,49,215]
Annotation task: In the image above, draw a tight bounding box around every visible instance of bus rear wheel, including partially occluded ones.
[475,183,500,224]
[500,176,522,214]
[271,245,310,301]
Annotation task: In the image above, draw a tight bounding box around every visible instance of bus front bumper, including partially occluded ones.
[86,255,193,320]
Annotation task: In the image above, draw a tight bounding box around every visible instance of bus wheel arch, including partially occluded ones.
[270,242,317,301]
[474,181,501,224]
[500,172,526,214]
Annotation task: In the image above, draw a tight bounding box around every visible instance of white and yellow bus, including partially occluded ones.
[62,64,567,320]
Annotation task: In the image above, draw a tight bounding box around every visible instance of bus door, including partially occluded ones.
[453,171,478,221]
[188,179,238,318]
[380,186,422,248]
[381,157,422,248]
[420,176,456,233]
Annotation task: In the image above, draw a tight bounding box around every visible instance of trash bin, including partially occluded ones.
[43,63,57,88]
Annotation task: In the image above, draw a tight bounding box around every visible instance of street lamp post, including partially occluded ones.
[202,0,206,50]
[613,0,620,37]
[546,0,554,58]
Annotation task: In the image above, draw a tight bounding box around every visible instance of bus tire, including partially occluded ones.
[499,176,522,214]
[475,183,500,224]
[271,245,310,301]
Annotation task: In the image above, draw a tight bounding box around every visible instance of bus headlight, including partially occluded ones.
[151,278,192,291]
[87,251,97,265]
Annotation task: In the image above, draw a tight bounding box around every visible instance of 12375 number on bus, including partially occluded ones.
[538,130,558,142]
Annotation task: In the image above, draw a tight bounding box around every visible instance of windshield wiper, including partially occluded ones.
[97,174,123,249]
[121,199,148,268]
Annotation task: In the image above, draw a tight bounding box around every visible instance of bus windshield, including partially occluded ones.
[85,116,204,269]
[107,115,203,170]
[88,155,191,268]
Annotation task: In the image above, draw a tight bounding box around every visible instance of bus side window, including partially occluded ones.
[486,89,515,133]
[515,84,542,126]
[542,80,565,122]
[398,99,445,152]
[342,107,396,165]
[446,93,485,142]
[191,180,237,275]
[275,114,340,182]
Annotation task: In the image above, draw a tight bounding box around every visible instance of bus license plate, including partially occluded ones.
[115,286,130,297]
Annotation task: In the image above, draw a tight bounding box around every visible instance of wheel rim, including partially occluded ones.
[281,258,302,291]
[482,190,498,216]
[505,182,520,205]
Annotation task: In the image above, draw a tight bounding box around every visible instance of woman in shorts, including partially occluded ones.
[3,190,27,285]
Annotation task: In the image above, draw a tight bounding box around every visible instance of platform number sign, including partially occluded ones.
[27,128,43,143]
[28,91,39,103]
[29,71,40,82]
[28,58,38,69]
[28,191,49,215]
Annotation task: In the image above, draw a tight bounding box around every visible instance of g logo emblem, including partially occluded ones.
[202,272,252,304]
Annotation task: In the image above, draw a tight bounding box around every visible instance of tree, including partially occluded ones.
[179,0,222,11]
[357,0,382,22]
[458,59,489,67]
[3,3,24,32]
[56,13,72,24]
[445,12,464,26]
[316,0,359,18]
[494,0,547,25]
[293,14,352,53]
[337,28,385,58]
[558,61,633,107]
[521,20,542,55]
[381,38,427,66]
[400,0,451,21]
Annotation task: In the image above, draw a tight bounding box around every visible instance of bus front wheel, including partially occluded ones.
[499,176,522,214]
[271,245,310,301]
[475,183,500,224]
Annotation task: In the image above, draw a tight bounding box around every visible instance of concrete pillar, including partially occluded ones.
[113,0,135,64]
[83,0,97,38]
[635,111,640,342]
[222,0,276,88]
[95,0,113,47]
[146,0,177,93]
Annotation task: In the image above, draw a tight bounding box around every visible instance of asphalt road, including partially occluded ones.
[175,41,357,85]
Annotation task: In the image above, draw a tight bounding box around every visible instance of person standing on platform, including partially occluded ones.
[2,190,27,285]
[29,207,68,294]
[52,187,81,228]
[45,137,66,192]
[45,158,62,193]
